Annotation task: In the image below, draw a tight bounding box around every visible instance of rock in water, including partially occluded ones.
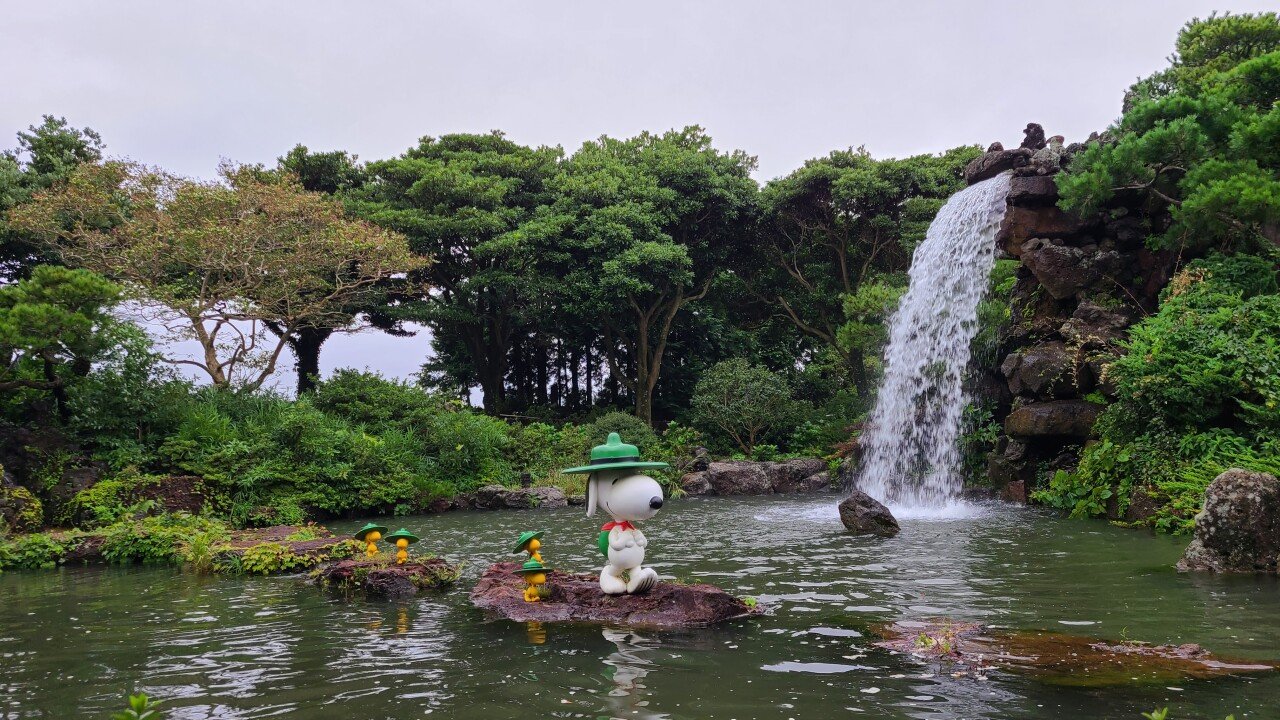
[838,491,900,537]
[316,558,462,598]
[963,148,1032,184]
[1178,468,1280,573]
[469,562,758,628]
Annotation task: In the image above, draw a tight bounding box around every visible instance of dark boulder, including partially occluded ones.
[1020,239,1100,299]
[963,147,1032,185]
[996,206,1087,257]
[680,459,831,496]
[467,485,568,510]
[1004,400,1103,438]
[1059,301,1136,347]
[771,458,830,493]
[469,562,758,628]
[1020,122,1047,151]
[838,490,900,537]
[1178,469,1280,574]
[1006,175,1059,206]
[1002,341,1078,397]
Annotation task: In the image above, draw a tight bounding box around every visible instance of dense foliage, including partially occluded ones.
[1036,12,1280,532]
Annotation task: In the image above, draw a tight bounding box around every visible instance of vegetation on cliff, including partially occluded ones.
[1035,12,1280,531]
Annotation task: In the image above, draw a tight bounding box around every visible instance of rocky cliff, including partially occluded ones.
[968,124,1179,504]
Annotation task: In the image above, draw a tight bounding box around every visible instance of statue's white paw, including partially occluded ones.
[600,569,628,595]
[626,567,658,594]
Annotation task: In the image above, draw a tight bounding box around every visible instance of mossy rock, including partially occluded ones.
[314,557,462,598]
[0,483,43,534]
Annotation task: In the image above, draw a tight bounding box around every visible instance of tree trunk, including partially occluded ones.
[292,327,332,394]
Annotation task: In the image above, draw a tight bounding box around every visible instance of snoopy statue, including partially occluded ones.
[563,433,667,595]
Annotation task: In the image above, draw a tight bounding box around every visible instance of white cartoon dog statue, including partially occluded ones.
[563,433,667,595]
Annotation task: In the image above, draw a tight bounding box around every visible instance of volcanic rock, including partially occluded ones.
[680,459,830,496]
[873,619,1275,686]
[1002,341,1078,397]
[996,207,1087,257]
[1020,122,1047,151]
[1004,400,1103,438]
[316,557,461,598]
[838,490,900,537]
[466,485,568,510]
[963,148,1032,185]
[1178,469,1280,573]
[1006,175,1059,206]
[469,562,758,628]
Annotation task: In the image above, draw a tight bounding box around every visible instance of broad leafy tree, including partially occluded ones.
[351,132,562,413]
[752,145,978,397]
[11,161,420,392]
[520,126,758,424]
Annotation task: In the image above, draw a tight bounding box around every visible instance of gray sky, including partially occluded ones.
[4,0,1275,388]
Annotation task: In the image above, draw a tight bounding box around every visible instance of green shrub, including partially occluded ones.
[99,513,228,565]
[585,411,658,453]
[0,532,69,570]
[1033,254,1280,532]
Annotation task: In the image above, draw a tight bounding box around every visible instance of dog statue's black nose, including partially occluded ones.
[649,496,664,509]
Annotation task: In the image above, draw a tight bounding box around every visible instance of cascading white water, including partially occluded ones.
[853,172,1012,517]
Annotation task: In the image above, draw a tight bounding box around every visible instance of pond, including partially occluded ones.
[1,495,1277,719]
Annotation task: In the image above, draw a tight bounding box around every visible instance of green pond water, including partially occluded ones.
[2,495,1278,719]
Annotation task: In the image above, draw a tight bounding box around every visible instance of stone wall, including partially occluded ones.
[967,124,1178,503]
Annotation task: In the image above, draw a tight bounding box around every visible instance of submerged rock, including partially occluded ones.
[469,561,758,628]
[1178,468,1280,574]
[316,557,461,598]
[838,490,899,537]
[873,619,1275,687]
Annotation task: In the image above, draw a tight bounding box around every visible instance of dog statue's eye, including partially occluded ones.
[610,478,619,484]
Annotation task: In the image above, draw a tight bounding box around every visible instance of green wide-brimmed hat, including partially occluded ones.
[511,530,544,554]
[384,528,420,544]
[561,433,669,474]
[354,522,388,541]
[513,559,551,574]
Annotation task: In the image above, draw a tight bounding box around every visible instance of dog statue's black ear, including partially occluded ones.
[585,472,597,517]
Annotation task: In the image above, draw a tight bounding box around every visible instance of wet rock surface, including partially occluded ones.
[469,561,758,628]
[458,485,568,511]
[1004,400,1103,438]
[1178,469,1280,573]
[963,147,1032,184]
[838,490,899,537]
[316,557,461,598]
[680,458,830,496]
[874,619,1276,687]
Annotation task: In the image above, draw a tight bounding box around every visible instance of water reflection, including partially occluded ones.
[600,628,665,719]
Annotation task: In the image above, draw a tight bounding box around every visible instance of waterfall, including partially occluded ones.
[852,172,1012,517]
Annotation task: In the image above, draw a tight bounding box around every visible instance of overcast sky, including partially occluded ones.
[4,1,1275,390]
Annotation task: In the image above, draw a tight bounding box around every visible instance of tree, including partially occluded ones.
[752,145,978,397]
[691,358,796,455]
[0,265,121,420]
[1062,12,1280,254]
[10,161,421,392]
[351,132,562,413]
[521,126,758,424]
[268,144,405,394]
[0,116,104,280]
